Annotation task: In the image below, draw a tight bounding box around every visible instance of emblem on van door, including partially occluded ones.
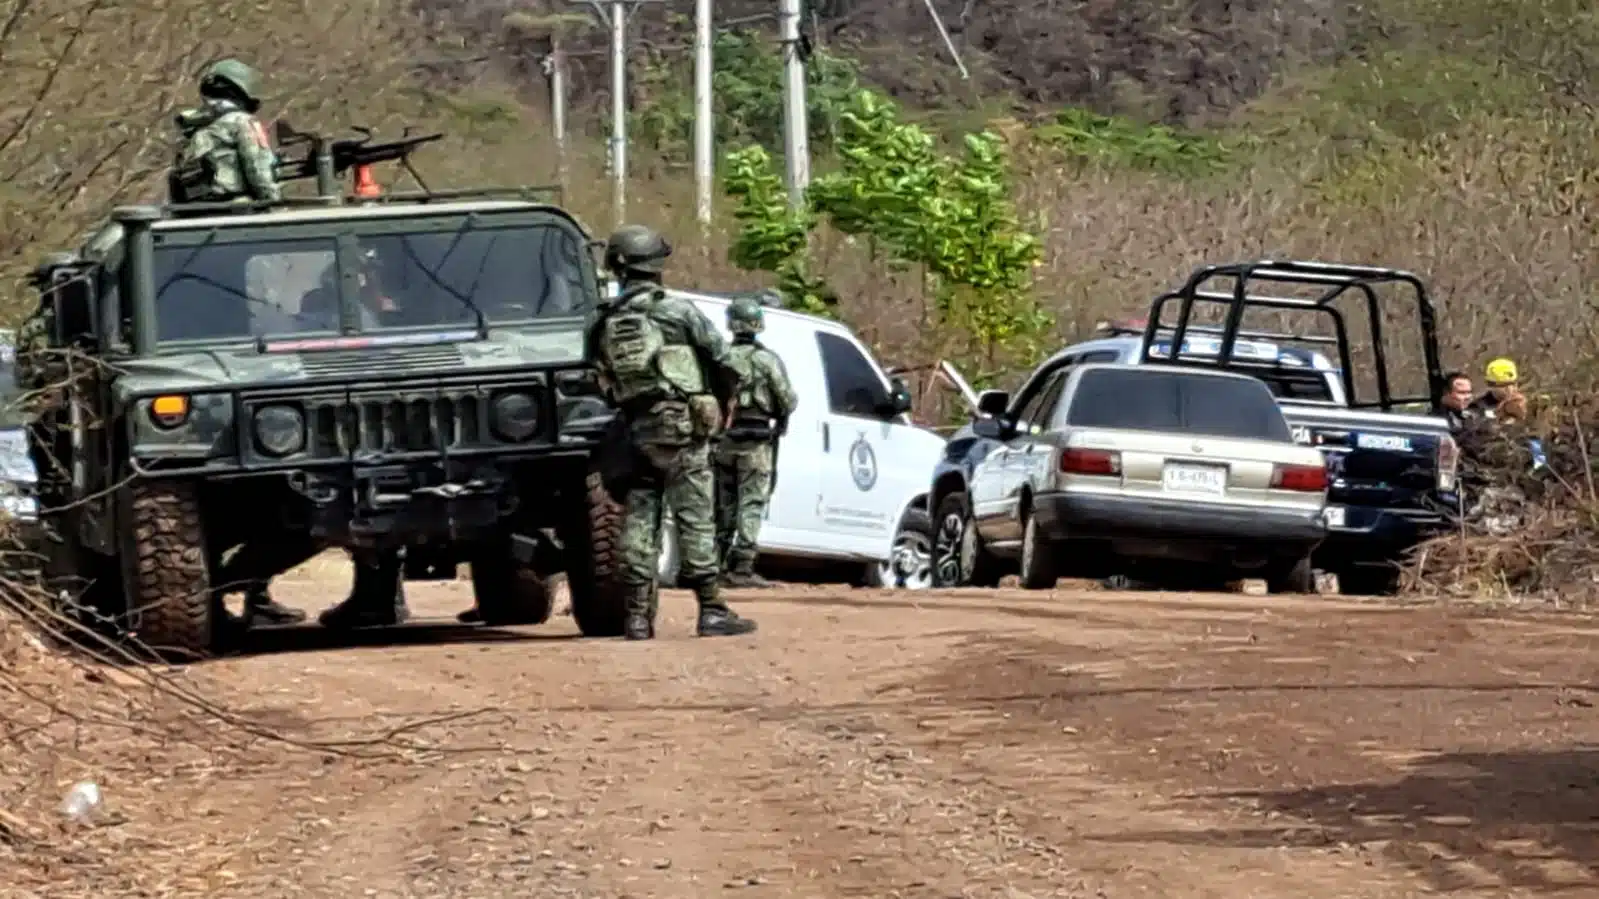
[849,433,878,491]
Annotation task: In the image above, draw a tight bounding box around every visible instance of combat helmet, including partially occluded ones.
[604,225,672,277]
[727,296,764,335]
[200,58,262,111]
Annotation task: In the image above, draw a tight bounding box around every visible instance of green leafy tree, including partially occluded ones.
[722,145,835,316]
[636,30,860,161]
[723,89,1051,371]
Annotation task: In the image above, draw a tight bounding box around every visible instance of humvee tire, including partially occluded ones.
[125,482,215,658]
[562,471,627,637]
[469,537,555,626]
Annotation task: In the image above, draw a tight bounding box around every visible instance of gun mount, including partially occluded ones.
[273,121,443,198]
[160,121,565,217]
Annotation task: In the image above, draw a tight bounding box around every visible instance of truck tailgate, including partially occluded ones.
[1279,404,1450,506]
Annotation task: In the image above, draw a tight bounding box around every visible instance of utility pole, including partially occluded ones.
[777,0,810,208]
[692,0,714,229]
[542,38,569,195]
[571,0,660,227]
[607,0,627,224]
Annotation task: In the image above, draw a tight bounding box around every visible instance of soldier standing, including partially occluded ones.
[168,58,281,204]
[586,225,757,640]
[715,298,797,588]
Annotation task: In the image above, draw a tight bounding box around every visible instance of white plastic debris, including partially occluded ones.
[59,781,101,822]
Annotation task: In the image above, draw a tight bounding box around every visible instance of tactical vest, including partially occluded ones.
[731,342,777,415]
[170,101,252,202]
[596,288,706,406]
[726,341,779,441]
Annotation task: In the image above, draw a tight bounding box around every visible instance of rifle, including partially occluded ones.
[768,426,781,493]
[273,121,444,195]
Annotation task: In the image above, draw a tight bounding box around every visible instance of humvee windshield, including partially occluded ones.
[151,218,592,343]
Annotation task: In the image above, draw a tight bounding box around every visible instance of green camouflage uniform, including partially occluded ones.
[586,244,750,638]
[715,308,797,583]
[169,59,281,204]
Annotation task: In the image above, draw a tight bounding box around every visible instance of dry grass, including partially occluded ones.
[1407,396,1599,604]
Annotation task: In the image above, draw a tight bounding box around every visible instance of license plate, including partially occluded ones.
[1356,432,1412,452]
[1162,463,1227,495]
[1321,505,1345,528]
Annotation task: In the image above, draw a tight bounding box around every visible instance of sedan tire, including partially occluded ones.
[1266,555,1317,595]
[1018,514,1057,590]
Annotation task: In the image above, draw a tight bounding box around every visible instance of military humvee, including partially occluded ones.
[20,127,626,656]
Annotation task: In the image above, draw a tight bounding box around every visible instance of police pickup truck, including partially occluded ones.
[1116,261,1459,595]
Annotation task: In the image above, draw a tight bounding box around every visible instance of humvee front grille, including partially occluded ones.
[306,394,488,457]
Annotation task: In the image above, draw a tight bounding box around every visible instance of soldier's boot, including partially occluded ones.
[692,581,757,637]
[721,570,773,589]
[721,554,773,589]
[624,612,654,640]
[244,585,307,625]
[622,583,655,640]
[697,606,757,637]
[319,552,410,630]
[214,536,322,626]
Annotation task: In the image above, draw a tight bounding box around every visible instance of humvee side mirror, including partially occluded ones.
[50,278,97,345]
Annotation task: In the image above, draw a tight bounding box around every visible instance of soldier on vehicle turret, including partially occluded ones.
[168,58,281,204]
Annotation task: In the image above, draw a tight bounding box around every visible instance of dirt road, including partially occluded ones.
[13,558,1599,898]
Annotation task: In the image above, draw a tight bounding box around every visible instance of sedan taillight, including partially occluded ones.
[1060,448,1121,476]
[1271,462,1328,492]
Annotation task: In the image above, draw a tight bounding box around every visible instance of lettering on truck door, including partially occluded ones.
[813,331,899,549]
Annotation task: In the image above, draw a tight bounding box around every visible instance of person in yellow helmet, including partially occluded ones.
[1470,357,1527,422]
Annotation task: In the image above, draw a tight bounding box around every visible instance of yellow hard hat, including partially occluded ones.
[1484,357,1519,386]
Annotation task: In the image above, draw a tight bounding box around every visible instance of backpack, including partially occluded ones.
[597,290,668,404]
[731,342,774,416]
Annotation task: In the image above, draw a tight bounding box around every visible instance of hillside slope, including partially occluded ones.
[435,0,1367,122]
[5,0,1598,397]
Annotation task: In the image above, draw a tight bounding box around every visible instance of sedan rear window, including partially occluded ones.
[1067,368,1292,441]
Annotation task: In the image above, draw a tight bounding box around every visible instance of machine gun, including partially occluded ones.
[273,121,444,198]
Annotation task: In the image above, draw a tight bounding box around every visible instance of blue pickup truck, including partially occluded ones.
[1125,260,1459,594]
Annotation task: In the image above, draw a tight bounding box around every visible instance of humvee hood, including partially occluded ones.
[110,329,588,400]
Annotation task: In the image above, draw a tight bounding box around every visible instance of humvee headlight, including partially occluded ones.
[253,405,306,457]
[149,394,189,429]
[490,391,540,442]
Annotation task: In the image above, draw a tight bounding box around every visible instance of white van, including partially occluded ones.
[652,289,947,589]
